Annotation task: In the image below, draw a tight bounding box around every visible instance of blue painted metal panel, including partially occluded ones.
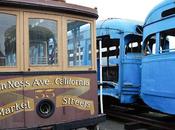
[141,53,175,114]
[123,54,142,86]
[96,18,142,39]
[144,0,175,26]
[97,88,119,99]
[143,16,175,41]
[97,82,119,99]
[120,53,142,103]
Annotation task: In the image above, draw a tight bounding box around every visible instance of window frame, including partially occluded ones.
[143,34,156,55]
[0,10,22,72]
[24,12,62,72]
[62,17,96,71]
[159,30,175,54]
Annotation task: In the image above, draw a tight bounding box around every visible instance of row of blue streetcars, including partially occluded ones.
[97,0,175,115]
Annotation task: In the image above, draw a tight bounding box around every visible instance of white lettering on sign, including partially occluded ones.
[55,77,90,86]
[62,97,90,108]
[32,79,51,86]
[0,81,30,91]
[0,76,90,93]
[0,101,31,116]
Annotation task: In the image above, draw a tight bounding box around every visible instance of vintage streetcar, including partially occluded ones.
[0,0,105,130]
[97,0,175,116]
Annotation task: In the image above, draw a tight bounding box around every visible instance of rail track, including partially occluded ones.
[105,105,175,130]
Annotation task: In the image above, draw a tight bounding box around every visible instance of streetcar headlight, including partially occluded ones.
[36,99,55,118]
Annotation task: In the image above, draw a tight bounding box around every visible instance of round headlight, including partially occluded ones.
[36,99,55,118]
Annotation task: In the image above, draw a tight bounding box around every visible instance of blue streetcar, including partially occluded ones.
[96,18,142,104]
[97,0,175,115]
[141,0,175,115]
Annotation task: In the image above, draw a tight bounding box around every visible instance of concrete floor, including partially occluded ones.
[78,119,124,130]
[98,119,124,130]
[77,118,148,130]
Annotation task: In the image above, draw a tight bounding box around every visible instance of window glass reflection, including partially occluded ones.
[67,20,92,66]
[0,13,16,66]
[29,19,58,66]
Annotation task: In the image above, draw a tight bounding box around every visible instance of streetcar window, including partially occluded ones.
[0,13,16,66]
[29,19,58,66]
[96,37,119,83]
[143,34,156,55]
[160,29,175,53]
[125,35,142,55]
[67,20,91,66]
[126,42,141,54]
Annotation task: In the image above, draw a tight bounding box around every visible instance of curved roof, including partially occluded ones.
[96,18,142,39]
[144,0,175,26]
[0,0,98,18]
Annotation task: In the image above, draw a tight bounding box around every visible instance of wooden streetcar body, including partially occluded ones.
[0,0,105,129]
